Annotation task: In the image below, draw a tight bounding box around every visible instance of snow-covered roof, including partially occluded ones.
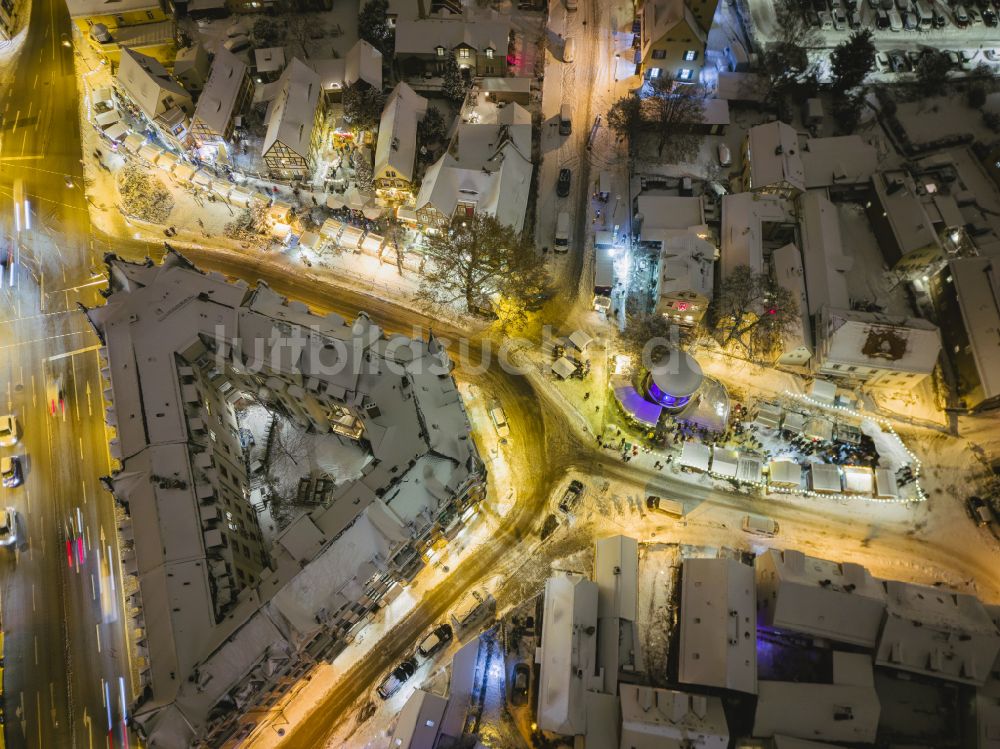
[768,459,802,488]
[193,48,249,136]
[254,47,285,74]
[875,580,1000,685]
[636,193,704,233]
[753,652,880,743]
[679,441,711,471]
[816,306,942,376]
[771,243,812,362]
[374,82,428,182]
[798,190,851,315]
[116,48,192,122]
[391,690,447,748]
[802,135,878,189]
[679,558,757,694]
[86,251,484,746]
[871,170,941,259]
[650,231,715,301]
[66,0,158,18]
[537,574,600,736]
[620,685,729,749]
[640,0,685,55]
[394,12,511,56]
[480,76,532,95]
[720,192,795,278]
[594,535,639,694]
[946,257,1000,405]
[345,39,382,90]
[755,549,886,648]
[262,57,321,160]
[842,465,874,495]
[745,121,806,193]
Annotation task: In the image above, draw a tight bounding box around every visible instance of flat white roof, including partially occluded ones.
[798,191,851,316]
[636,193,704,233]
[949,257,1000,402]
[817,306,942,375]
[771,243,812,362]
[872,170,941,256]
[802,135,878,189]
[620,685,728,749]
[679,558,757,694]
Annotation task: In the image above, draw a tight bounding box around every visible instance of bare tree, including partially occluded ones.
[606,94,643,163]
[710,265,799,362]
[643,76,706,162]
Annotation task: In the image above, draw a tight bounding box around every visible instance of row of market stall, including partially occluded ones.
[305,217,386,254]
[677,441,902,500]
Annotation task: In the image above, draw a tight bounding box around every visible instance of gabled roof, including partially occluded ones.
[262,58,321,160]
[116,48,191,121]
[746,121,806,193]
[802,135,878,189]
[818,306,942,375]
[394,13,511,56]
[345,39,382,90]
[373,82,428,181]
[798,190,851,315]
[66,0,159,18]
[254,47,285,74]
[193,48,249,135]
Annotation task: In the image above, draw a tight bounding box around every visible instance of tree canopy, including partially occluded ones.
[442,55,469,103]
[710,265,799,362]
[606,95,643,162]
[359,0,393,57]
[342,82,385,130]
[643,75,706,162]
[915,50,953,95]
[118,164,173,223]
[830,29,876,94]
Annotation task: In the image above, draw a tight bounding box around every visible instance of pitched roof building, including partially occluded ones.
[866,170,945,273]
[771,243,812,367]
[374,82,429,195]
[115,47,193,146]
[741,121,806,197]
[619,685,729,749]
[394,11,510,78]
[191,47,253,146]
[637,0,718,85]
[262,58,322,180]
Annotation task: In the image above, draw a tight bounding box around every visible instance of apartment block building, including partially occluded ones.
[86,250,486,747]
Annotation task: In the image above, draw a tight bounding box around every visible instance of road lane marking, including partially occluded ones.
[19,130,26,157]
[36,691,42,749]
[12,109,19,130]
[91,573,96,600]
[82,479,87,505]
[31,374,35,408]
[34,636,38,665]
[31,583,35,612]
[96,623,101,653]
[46,344,102,362]
[79,437,84,460]
[72,353,80,420]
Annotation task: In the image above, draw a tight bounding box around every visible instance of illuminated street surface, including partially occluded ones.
[0,0,998,746]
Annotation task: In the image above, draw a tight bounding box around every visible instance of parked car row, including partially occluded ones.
[376,623,454,700]
[802,0,1000,31]
[875,47,967,73]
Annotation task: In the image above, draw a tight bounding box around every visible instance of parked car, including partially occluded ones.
[557,168,571,197]
[559,479,584,512]
[563,37,575,63]
[377,658,417,700]
[1,456,22,489]
[489,401,510,439]
[876,9,891,27]
[717,142,732,167]
[834,7,848,26]
[889,50,910,71]
[741,513,779,537]
[888,7,904,28]
[984,7,997,24]
[954,4,970,25]
[511,663,530,705]
[0,415,17,447]
[849,9,863,26]
[875,52,891,71]
[968,496,994,527]
[417,624,453,658]
[969,5,983,23]
[933,11,947,26]
[565,0,578,9]
[0,508,18,548]
[894,0,907,9]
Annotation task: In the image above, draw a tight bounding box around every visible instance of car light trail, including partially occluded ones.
[119,677,130,749]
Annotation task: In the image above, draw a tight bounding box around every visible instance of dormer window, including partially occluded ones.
[459,48,470,59]
[485,47,494,58]
[436,46,445,56]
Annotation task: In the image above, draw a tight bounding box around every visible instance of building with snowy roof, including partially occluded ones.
[866,170,945,274]
[253,47,285,82]
[771,243,812,367]
[619,685,729,749]
[262,58,323,180]
[720,192,796,279]
[930,256,1000,411]
[86,250,486,748]
[309,39,383,104]
[537,574,601,736]
[373,82,428,196]
[741,120,806,197]
[753,652,880,744]
[173,42,209,93]
[394,11,510,78]
[594,535,640,695]
[801,135,878,191]
[115,48,193,147]
[813,306,942,390]
[679,558,757,694]
[637,0,718,86]
[415,106,533,232]
[797,190,851,318]
[389,689,448,748]
[755,549,886,648]
[875,580,1000,686]
[191,47,253,147]
[647,230,715,325]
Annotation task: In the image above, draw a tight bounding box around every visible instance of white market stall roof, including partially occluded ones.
[680,442,711,472]
[191,170,213,187]
[173,163,197,182]
[299,231,321,249]
[768,459,802,488]
[552,356,577,379]
[842,465,874,495]
[711,447,739,478]
[320,219,344,239]
[338,225,364,249]
[810,378,837,404]
[360,233,383,253]
[755,402,782,429]
[737,454,764,484]
[156,152,180,172]
[804,416,833,442]
[326,193,346,209]
[95,109,121,128]
[92,86,114,104]
[361,204,382,220]
[874,468,899,499]
[121,133,145,153]
[568,330,593,351]
[810,463,842,494]
[783,411,805,434]
[103,122,129,142]
[138,144,164,163]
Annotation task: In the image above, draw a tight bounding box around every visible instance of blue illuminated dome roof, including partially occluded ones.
[648,348,703,399]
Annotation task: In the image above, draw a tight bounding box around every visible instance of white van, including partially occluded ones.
[563,38,575,63]
[559,104,572,135]
[451,589,493,631]
[717,142,732,167]
[554,211,571,251]
[742,513,779,537]
[916,0,933,27]
[647,496,684,518]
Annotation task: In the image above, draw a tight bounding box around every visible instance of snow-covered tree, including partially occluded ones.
[710,264,799,362]
[352,148,374,192]
[442,55,468,104]
[118,163,173,223]
[342,82,385,130]
[224,202,269,245]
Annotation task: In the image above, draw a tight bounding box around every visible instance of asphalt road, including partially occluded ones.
[0,0,136,747]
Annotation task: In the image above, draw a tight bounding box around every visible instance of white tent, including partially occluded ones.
[679,442,711,472]
[568,330,593,351]
[326,193,347,209]
[138,144,163,163]
[737,454,764,484]
[768,460,801,489]
[344,186,372,210]
[755,402,782,429]
[860,419,912,472]
[95,109,121,128]
[361,234,383,253]
[103,122,129,143]
[810,379,837,405]
[711,447,739,478]
[156,152,180,172]
[842,466,874,495]
[804,416,833,443]
[782,411,805,435]
[362,204,382,220]
[92,86,114,106]
[551,356,577,379]
[874,468,899,499]
[320,219,344,239]
[810,463,842,494]
[173,163,197,182]
[338,225,364,249]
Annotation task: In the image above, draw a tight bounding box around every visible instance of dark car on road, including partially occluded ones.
[417,624,453,658]
[559,480,584,512]
[377,658,417,700]
[557,168,571,197]
[511,663,530,705]
[968,496,994,527]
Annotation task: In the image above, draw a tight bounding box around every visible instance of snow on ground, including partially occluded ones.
[636,543,681,686]
[837,202,914,316]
